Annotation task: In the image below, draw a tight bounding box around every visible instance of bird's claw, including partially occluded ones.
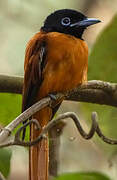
[48,93,57,101]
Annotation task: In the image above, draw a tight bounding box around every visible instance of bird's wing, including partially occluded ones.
[22,34,47,112]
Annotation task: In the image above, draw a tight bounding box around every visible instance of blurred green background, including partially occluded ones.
[1,0,117,180]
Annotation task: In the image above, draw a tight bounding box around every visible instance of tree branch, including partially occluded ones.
[67,80,117,107]
[0,74,117,107]
[0,74,23,94]
[1,74,117,178]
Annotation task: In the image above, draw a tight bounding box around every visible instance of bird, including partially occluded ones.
[22,9,100,180]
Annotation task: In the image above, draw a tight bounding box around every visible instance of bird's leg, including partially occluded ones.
[48,93,65,109]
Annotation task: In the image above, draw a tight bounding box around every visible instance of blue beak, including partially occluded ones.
[70,18,101,27]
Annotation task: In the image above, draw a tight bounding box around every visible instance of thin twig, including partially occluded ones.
[0,172,6,180]
[0,93,64,143]
[0,97,51,143]
[0,112,117,148]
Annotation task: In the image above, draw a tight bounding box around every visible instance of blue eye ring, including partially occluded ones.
[61,17,71,26]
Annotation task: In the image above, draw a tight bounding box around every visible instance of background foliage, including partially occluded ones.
[53,172,110,180]
[0,0,117,180]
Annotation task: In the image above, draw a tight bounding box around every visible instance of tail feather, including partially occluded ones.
[29,107,51,180]
[29,101,62,180]
[29,137,48,180]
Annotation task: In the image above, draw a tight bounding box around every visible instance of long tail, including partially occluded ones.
[29,107,52,180]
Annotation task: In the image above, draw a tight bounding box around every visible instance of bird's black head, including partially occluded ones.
[41,9,101,39]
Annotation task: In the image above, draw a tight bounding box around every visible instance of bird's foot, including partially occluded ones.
[48,93,57,101]
[48,93,58,108]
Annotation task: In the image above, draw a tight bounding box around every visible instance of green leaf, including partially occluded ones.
[0,148,12,178]
[88,14,117,82]
[81,14,117,150]
[0,93,22,126]
[0,93,29,140]
[53,172,110,180]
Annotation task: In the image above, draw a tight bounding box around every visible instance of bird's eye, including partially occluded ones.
[61,17,71,26]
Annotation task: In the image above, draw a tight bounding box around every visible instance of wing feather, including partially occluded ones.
[22,38,46,112]
[22,35,47,140]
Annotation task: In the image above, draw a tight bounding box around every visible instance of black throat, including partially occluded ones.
[41,26,85,39]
